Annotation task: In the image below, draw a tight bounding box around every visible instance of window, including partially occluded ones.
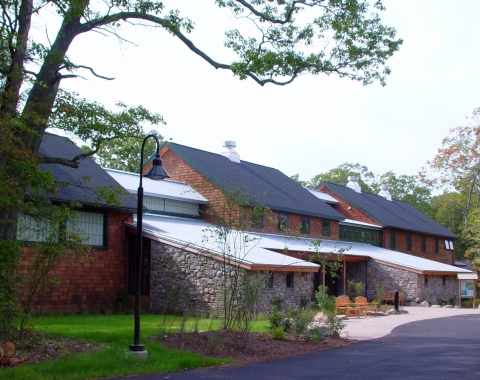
[444,240,454,250]
[286,272,295,288]
[340,226,381,246]
[322,220,330,236]
[252,209,264,229]
[278,212,289,231]
[17,210,107,249]
[442,275,447,288]
[424,275,429,287]
[265,271,274,288]
[435,237,439,254]
[300,216,310,234]
[390,230,396,250]
[421,236,427,253]
[67,211,107,248]
[406,233,412,251]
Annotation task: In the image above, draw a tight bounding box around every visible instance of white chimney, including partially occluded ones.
[378,184,392,201]
[221,141,240,163]
[346,176,362,193]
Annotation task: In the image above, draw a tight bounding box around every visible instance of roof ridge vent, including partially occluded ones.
[378,184,392,201]
[221,141,240,163]
[346,176,362,193]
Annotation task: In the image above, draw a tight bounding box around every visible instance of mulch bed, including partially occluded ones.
[155,331,355,367]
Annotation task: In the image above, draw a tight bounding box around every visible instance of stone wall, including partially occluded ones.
[417,274,458,305]
[150,240,314,314]
[366,260,459,304]
[263,271,313,311]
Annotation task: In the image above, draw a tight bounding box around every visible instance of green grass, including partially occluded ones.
[2,314,273,380]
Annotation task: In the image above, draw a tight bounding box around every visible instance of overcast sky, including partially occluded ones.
[52,1,480,183]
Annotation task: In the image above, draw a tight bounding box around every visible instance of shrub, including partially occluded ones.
[315,285,335,313]
[271,326,286,340]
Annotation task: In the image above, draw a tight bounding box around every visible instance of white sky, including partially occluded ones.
[51,0,480,183]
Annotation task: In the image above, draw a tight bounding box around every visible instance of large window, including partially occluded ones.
[300,216,310,234]
[278,212,289,231]
[340,226,381,246]
[17,210,107,249]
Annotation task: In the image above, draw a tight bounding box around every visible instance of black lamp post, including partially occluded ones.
[129,135,170,356]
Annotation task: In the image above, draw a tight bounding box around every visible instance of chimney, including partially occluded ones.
[346,176,362,193]
[378,184,392,201]
[221,141,240,163]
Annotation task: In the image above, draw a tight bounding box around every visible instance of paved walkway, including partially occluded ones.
[342,306,480,340]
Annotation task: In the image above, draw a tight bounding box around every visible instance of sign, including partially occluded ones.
[460,280,475,298]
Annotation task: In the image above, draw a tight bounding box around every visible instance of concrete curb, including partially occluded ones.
[342,306,480,340]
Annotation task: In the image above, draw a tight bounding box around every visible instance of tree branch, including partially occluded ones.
[79,12,300,86]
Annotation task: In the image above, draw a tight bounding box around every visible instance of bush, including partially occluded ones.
[271,326,286,340]
[314,285,335,313]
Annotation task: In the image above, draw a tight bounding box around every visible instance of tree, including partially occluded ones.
[306,163,375,191]
[371,171,432,215]
[420,107,480,259]
[0,0,401,336]
[0,0,403,240]
[83,130,165,172]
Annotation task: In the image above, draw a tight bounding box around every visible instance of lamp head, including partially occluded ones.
[144,154,170,180]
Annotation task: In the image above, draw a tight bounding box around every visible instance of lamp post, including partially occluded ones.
[129,135,170,358]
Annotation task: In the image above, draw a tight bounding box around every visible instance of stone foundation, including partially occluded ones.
[366,260,458,304]
[150,240,314,314]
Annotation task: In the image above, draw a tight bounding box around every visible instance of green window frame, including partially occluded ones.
[300,216,310,234]
[340,225,381,246]
[322,220,330,236]
[278,212,289,231]
[390,230,396,250]
[252,209,264,229]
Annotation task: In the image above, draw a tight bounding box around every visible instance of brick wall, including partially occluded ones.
[19,210,132,313]
[319,185,455,265]
[162,149,339,239]
[318,186,379,225]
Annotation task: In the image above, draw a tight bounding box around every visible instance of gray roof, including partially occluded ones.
[105,168,207,204]
[39,133,138,211]
[158,143,345,220]
[319,182,457,239]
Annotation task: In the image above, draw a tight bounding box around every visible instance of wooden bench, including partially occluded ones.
[383,291,404,305]
[335,295,350,315]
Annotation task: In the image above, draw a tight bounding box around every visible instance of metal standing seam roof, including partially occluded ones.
[134,214,471,275]
[105,168,207,204]
[319,182,458,239]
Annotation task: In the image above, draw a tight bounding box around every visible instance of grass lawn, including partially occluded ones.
[2,314,269,380]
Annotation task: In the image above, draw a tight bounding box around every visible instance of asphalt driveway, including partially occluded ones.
[113,312,480,380]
